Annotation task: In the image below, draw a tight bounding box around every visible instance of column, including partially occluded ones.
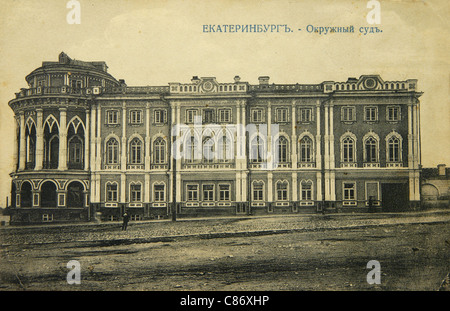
[18,112,26,170]
[240,101,247,202]
[12,117,19,171]
[84,109,90,171]
[235,102,242,202]
[120,173,126,204]
[176,103,182,202]
[95,105,101,202]
[292,172,298,202]
[145,102,151,203]
[324,106,330,201]
[35,109,44,170]
[58,108,67,170]
[329,103,336,201]
[90,106,96,171]
[407,104,413,168]
[316,101,322,168]
[291,100,297,169]
[121,101,127,170]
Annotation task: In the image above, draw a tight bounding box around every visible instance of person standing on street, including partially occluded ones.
[122,212,130,231]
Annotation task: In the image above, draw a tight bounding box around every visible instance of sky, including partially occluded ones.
[0,0,449,207]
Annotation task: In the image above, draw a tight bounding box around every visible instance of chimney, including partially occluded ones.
[438,164,446,176]
[234,75,241,83]
[191,76,200,83]
[258,76,270,85]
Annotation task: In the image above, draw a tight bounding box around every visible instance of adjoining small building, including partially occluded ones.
[421,164,450,209]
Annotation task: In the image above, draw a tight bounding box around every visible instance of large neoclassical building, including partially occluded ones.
[7,52,422,224]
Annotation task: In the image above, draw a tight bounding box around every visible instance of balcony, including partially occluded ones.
[182,161,235,170]
[15,86,93,99]
[298,162,316,168]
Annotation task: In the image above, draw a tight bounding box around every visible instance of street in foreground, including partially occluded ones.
[0,211,449,291]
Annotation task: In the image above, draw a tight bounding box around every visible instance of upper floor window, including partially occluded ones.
[387,106,401,122]
[387,136,401,162]
[186,109,198,123]
[364,136,378,163]
[250,108,264,123]
[275,108,288,123]
[299,136,313,162]
[71,80,82,90]
[276,136,289,163]
[106,138,119,165]
[153,138,166,164]
[106,110,119,125]
[342,136,356,162]
[129,138,143,164]
[300,108,313,122]
[203,109,215,123]
[218,109,231,123]
[154,109,167,124]
[364,106,378,122]
[341,106,356,122]
[250,135,266,163]
[130,110,142,124]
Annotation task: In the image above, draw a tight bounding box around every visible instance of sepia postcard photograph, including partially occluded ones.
[0,0,449,304]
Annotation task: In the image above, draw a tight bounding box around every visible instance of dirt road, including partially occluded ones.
[1,212,449,291]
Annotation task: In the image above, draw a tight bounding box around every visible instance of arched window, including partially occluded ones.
[364,136,378,163]
[276,180,289,201]
[68,135,83,169]
[252,181,265,201]
[185,136,198,163]
[153,138,166,164]
[250,135,265,163]
[106,182,118,202]
[153,183,165,202]
[67,181,84,207]
[106,138,119,165]
[387,136,401,162]
[277,136,289,163]
[21,181,33,208]
[300,180,313,201]
[299,136,313,162]
[203,137,215,163]
[218,135,232,162]
[342,136,355,162]
[130,138,143,164]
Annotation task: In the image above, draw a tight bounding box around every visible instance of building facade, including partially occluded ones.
[8,53,422,224]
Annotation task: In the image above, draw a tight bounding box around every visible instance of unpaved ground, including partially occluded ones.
[0,212,449,291]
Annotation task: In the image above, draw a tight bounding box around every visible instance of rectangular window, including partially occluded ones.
[154,109,166,124]
[203,109,214,123]
[253,183,264,201]
[186,109,198,123]
[251,109,263,123]
[107,110,119,125]
[301,183,312,201]
[341,106,356,122]
[154,185,165,202]
[276,108,288,122]
[130,184,141,202]
[364,107,378,122]
[387,106,401,121]
[130,110,142,124]
[343,183,356,200]
[107,184,118,202]
[300,108,312,122]
[218,109,231,123]
[187,184,198,201]
[203,184,214,201]
[219,184,230,201]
